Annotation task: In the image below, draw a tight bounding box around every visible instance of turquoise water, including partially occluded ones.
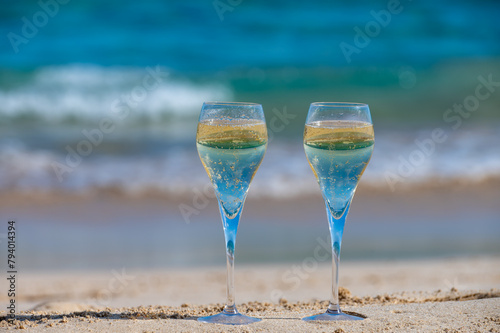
[1,0,500,125]
[2,0,499,70]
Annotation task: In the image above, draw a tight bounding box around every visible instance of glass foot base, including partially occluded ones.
[302,309,365,322]
[198,311,261,325]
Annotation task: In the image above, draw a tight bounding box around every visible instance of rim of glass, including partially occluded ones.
[204,101,261,106]
[311,102,368,107]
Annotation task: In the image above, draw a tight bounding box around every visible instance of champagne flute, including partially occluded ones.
[302,102,374,321]
[196,102,267,325]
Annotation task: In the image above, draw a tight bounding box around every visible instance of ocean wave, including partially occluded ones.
[0,65,233,123]
[1,128,499,197]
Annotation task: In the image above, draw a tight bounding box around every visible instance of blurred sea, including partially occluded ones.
[1,0,500,197]
[1,0,500,270]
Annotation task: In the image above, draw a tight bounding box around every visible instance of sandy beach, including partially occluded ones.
[1,256,499,331]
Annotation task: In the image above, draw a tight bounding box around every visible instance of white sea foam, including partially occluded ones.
[0,65,233,122]
[1,128,499,197]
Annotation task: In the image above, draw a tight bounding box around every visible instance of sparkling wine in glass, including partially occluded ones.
[196,102,267,325]
[302,102,374,321]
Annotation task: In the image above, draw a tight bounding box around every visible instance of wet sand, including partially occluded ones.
[0,181,498,271]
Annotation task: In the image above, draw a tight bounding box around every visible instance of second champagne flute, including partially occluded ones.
[196,102,267,325]
[302,102,374,321]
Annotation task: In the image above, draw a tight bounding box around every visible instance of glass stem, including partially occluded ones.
[224,239,236,313]
[325,200,350,314]
[327,243,341,314]
[218,200,244,315]
[224,245,237,313]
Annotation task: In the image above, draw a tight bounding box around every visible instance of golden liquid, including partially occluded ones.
[304,120,374,149]
[196,119,267,149]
